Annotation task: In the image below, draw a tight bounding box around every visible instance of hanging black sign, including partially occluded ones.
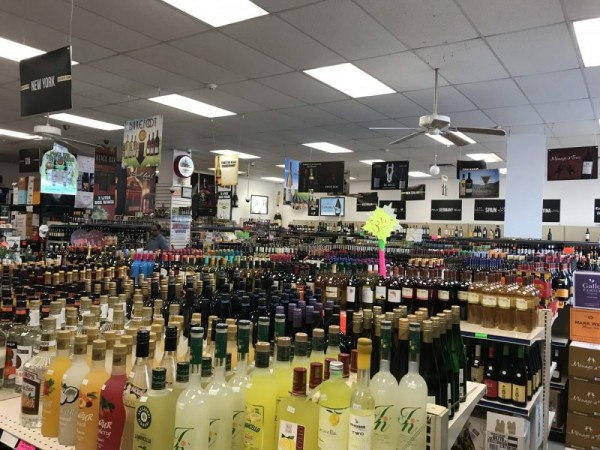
[548,146,598,180]
[379,200,406,220]
[595,199,600,223]
[19,148,42,173]
[356,192,378,212]
[456,159,486,179]
[401,184,426,201]
[474,199,505,221]
[192,173,216,217]
[542,199,561,223]
[298,161,345,193]
[20,46,72,117]
[431,200,462,221]
[370,161,409,190]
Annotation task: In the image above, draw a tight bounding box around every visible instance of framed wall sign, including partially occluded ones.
[250,195,268,214]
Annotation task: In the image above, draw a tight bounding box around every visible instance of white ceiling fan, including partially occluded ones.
[9,117,101,149]
[370,68,506,146]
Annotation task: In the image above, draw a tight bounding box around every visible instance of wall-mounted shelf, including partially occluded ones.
[460,321,545,345]
[448,381,486,447]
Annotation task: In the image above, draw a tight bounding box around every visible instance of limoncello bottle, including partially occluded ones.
[159,325,178,387]
[59,335,89,445]
[41,330,72,437]
[318,360,352,449]
[274,336,293,424]
[133,367,173,449]
[348,338,375,450]
[293,332,310,373]
[207,323,233,449]
[229,320,250,450]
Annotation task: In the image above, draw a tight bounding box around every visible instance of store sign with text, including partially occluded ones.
[431,200,462,221]
[192,173,216,217]
[298,161,345,193]
[379,200,406,220]
[547,146,598,181]
[370,161,409,190]
[74,155,95,209]
[122,115,163,168]
[356,192,378,212]
[401,184,426,201]
[595,199,600,223]
[93,147,117,220]
[474,199,505,221]
[125,167,156,215]
[215,154,239,186]
[542,199,561,223]
[456,159,486,179]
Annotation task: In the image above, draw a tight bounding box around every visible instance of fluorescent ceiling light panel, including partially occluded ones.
[49,113,123,131]
[574,17,600,67]
[149,94,235,118]
[0,37,78,64]
[304,63,395,98]
[360,159,385,165]
[0,128,41,140]
[302,142,353,153]
[466,153,503,163]
[261,177,285,183]
[449,130,476,144]
[276,164,285,168]
[349,177,357,180]
[210,149,260,159]
[426,133,454,146]
[408,171,432,178]
[160,0,268,27]
[499,168,507,175]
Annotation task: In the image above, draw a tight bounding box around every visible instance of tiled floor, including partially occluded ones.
[548,441,565,449]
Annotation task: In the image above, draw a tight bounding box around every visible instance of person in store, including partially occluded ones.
[147,223,169,251]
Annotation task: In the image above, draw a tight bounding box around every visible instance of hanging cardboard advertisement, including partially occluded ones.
[456,159,486,179]
[474,199,505,221]
[192,173,216,217]
[298,161,345,193]
[122,115,163,168]
[542,199,561,222]
[74,155,94,209]
[283,158,300,205]
[401,184,426,201]
[370,161,409,190]
[39,143,78,195]
[215,154,239,186]
[379,200,406,220]
[307,191,319,216]
[93,147,117,220]
[458,169,500,199]
[217,190,232,220]
[431,200,462,221]
[548,146,598,181]
[125,167,156,214]
[356,192,378,212]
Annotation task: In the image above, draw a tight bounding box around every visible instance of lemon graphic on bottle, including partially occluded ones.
[278,435,296,450]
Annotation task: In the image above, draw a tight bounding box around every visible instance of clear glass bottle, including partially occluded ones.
[229,320,250,450]
[207,323,233,450]
[41,330,72,437]
[159,325,178,387]
[133,367,173,449]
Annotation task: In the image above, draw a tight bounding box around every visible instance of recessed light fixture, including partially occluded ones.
[261,177,285,183]
[149,94,235,118]
[211,149,260,159]
[276,164,285,168]
[426,133,455,146]
[302,142,353,153]
[49,113,123,131]
[408,171,432,178]
[208,168,245,174]
[304,63,395,98]
[360,159,385,165]
[466,153,503,163]
[574,17,600,67]
[0,37,78,64]
[160,0,268,27]
[499,168,507,175]
[349,176,357,181]
[449,130,476,145]
[0,128,41,140]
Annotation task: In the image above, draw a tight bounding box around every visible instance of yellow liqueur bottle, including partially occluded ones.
[318,360,352,450]
[41,330,72,437]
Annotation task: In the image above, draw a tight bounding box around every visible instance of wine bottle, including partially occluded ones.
[512,346,527,407]
[498,343,513,404]
[484,344,498,401]
[348,338,375,450]
[419,320,443,406]
[133,367,173,449]
[470,343,484,383]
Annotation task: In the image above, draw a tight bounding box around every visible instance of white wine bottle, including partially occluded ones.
[207,323,233,450]
[348,338,375,450]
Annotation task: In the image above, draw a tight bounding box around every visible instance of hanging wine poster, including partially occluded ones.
[401,184,426,201]
[431,200,462,221]
[547,146,598,180]
[93,147,117,220]
[298,161,345,193]
[474,199,505,221]
[458,169,499,199]
[283,158,301,205]
[74,155,95,209]
[542,199,561,223]
[356,192,379,212]
[122,115,163,168]
[39,143,78,195]
[370,161,409,190]
[192,173,216,217]
[125,167,156,215]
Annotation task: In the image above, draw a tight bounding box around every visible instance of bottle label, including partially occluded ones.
[306,282,315,293]
[583,160,593,175]
[346,287,356,304]
[555,288,568,298]
[387,289,401,304]
[348,413,373,450]
[401,287,413,299]
[15,344,33,387]
[107,308,114,322]
[123,382,146,408]
[4,340,17,382]
[498,381,512,401]
[318,406,349,448]
[497,297,511,308]
[209,417,221,447]
[481,295,497,307]
[471,367,484,383]
[100,303,109,320]
[438,290,450,301]
[457,291,468,302]
[513,384,526,404]
[362,288,373,304]
[416,289,429,301]
[515,298,528,311]
[467,293,479,304]
[136,404,152,429]
[397,406,425,446]
[278,419,306,449]
[375,286,387,301]
[232,410,244,443]
[459,368,465,400]
[373,404,396,445]
[485,379,498,398]
[21,370,41,415]
[244,404,265,449]
[325,286,338,299]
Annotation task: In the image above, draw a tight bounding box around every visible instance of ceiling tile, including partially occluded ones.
[484,105,543,126]
[71,65,155,99]
[318,100,387,122]
[253,0,324,13]
[224,15,345,70]
[583,68,600,98]
[416,39,508,83]
[535,99,594,123]
[555,135,599,148]
[456,78,529,109]
[257,72,346,104]
[278,105,347,126]
[548,120,599,137]
[359,0,478,48]
[404,86,477,113]
[487,24,579,76]
[563,0,600,20]
[359,94,430,118]
[319,123,381,140]
[235,110,307,132]
[516,69,588,104]
[281,0,405,60]
[219,80,304,109]
[72,80,132,105]
[170,31,291,79]
[457,0,564,35]
[446,109,499,128]
[181,88,267,114]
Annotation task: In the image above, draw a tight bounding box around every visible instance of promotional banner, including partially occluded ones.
[431,200,462,221]
[307,192,319,216]
[122,115,163,168]
[379,200,406,220]
[192,173,216,217]
[371,161,409,190]
[595,199,600,224]
[283,158,300,204]
[39,143,78,195]
[298,162,345,193]
[547,146,598,181]
[93,147,117,220]
[217,190,232,220]
[456,159,486,179]
[474,199,505,221]
[125,167,156,214]
[459,169,499,198]
[401,184,426,201]
[542,199,561,222]
[356,192,378,212]
[19,149,41,173]
[20,46,72,117]
[215,154,239,186]
[74,155,94,209]
[319,197,345,216]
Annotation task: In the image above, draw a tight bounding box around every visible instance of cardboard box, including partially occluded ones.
[485,412,530,450]
[17,176,27,205]
[31,176,40,205]
[26,176,34,205]
[569,341,600,382]
[468,414,487,450]
[550,388,565,429]
[569,379,600,417]
[566,412,600,449]
[571,308,600,344]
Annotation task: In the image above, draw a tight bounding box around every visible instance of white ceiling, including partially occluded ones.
[0,0,600,180]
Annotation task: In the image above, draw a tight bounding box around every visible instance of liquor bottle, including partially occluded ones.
[229,320,250,450]
[276,367,318,449]
[512,346,527,407]
[348,338,375,450]
[310,328,326,365]
[97,343,128,450]
[431,317,453,418]
[318,360,352,449]
[450,306,468,402]
[274,336,293,421]
[586,228,591,242]
[41,330,72,437]
[465,173,473,197]
[547,228,552,240]
[419,320,443,405]
[470,343,484,383]
[397,322,427,449]
[459,174,466,197]
[59,335,89,445]
[244,341,276,450]
[551,348,561,382]
[159,325,178,387]
[392,318,409,381]
[498,343,513,404]
[121,329,151,450]
[21,317,56,428]
[293,332,310,373]
[76,339,110,450]
[13,299,33,393]
[133,367,173,449]
[370,321,399,449]
[484,344,498,400]
[207,323,233,450]
[174,326,209,450]
[346,267,361,311]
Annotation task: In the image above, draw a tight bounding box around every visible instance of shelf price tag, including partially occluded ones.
[474,332,488,339]
[16,441,35,450]
[0,430,18,448]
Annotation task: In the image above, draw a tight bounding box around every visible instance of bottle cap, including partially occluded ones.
[309,362,323,389]
[176,362,190,383]
[74,335,88,355]
[292,367,307,396]
[338,353,350,378]
[92,339,106,361]
[324,357,337,380]
[56,330,71,350]
[151,367,167,390]
[312,328,324,339]
[350,349,358,373]
[329,360,343,378]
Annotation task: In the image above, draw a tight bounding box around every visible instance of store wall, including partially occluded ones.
[230,178,280,223]
[0,162,22,186]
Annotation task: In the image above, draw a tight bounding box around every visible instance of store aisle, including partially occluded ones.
[548,442,565,449]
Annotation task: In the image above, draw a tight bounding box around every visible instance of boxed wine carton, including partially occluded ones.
[568,341,600,382]
[17,176,27,205]
[568,378,600,416]
[566,412,600,449]
[485,412,530,450]
[570,308,600,344]
[550,388,565,430]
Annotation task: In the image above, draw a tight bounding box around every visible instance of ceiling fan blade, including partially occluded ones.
[369,127,420,130]
[453,126,506,136]
[441,130,471,146]
[389,130,426,145]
